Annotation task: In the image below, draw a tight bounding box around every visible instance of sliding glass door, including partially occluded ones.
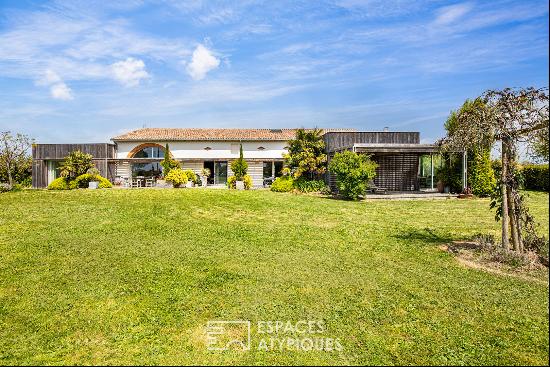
[214,161,228,185]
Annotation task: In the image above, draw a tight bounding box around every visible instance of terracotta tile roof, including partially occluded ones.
[112,128,356,141]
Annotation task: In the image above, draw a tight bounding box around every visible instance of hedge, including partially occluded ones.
[522,164,549,191]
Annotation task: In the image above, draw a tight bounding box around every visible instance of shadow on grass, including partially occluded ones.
[391,227,456,246]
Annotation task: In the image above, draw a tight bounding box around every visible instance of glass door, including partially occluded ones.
[214,161,228,185]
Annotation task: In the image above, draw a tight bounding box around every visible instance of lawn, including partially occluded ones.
[0,189,548,365]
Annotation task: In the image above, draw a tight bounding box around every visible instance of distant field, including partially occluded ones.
[0,189,548,365]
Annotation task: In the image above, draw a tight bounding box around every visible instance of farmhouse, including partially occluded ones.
[32,128,460,191]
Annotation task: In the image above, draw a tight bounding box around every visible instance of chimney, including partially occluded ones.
[383,127,389,132]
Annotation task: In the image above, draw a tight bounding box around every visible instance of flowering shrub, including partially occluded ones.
[165,168,188,188]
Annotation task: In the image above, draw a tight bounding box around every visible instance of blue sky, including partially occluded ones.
[0,0,548,144]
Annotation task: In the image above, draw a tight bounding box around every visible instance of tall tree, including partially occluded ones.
[283,128,327,179]
[444,99,496,197]
[440,87,549,252]
[0,131,33,187]
[230,144,248,180]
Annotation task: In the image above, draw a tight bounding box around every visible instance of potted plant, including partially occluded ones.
[201,168,210,187]
[159,144,180,187]
[165,168,187,188]
[87,167,100,189]
[184,170,196,188]
[230,144,248,190]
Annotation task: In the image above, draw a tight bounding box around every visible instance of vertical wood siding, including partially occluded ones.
[323,132,420,153]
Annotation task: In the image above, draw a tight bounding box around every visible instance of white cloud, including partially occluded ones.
[111,57,150,87]
[36,69,73,100]
[50,82,74,100]
[434,3,473,26]
[185,44,220,80]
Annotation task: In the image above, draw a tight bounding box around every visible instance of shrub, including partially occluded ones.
[165,168,188,188]
[227,175,252,189]
[47,177,71,190]
[227,175,236,189]
[521,164,549,191]
[58,151,94,179]
[71,174,112,189]
[468,149,496,197]
[183,169,198,184]
[328,151,377,200]
[243,175,253,190]
[160,144,180,177]
[271,176,294,192]
[436,153,463,193]
[230,145,248,180]
[293,178,328,193]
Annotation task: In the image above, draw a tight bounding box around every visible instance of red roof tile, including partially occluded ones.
[112,128,356,141]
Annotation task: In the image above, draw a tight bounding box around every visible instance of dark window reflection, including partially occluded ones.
[133,146,165,158]
[132,162,162,177]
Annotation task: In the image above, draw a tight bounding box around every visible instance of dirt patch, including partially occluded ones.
[440,241,549,285]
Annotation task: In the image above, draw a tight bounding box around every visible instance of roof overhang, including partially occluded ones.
[351,143,440,153]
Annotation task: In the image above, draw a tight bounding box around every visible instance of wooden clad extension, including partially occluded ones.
[323,131,420,153]
[32,143,116,188]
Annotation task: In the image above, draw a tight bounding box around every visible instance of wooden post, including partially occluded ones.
[501,141,510,250]
[430,154,434,190]
[462,150,467,191]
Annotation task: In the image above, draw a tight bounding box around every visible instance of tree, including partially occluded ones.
[444,99,497,197]
[440,87,549,252]
[160,144,180,177]
[530,126,549,162]
[230,144,248,180]
[328,150,377,200]
[283,128,327,179]
[58,151,94,179]
[0,131,33,187]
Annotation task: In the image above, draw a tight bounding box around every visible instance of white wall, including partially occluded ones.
[115,140,287,160]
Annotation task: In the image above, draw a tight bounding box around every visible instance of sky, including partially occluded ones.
[0,0,548,144]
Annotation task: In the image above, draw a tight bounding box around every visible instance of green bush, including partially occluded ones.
[328,151,377,200]
[522,164,549,191]
[293,178,328,193]
[183,169,198,184]
[271,176,294,192]
[71,174,112,189]
[160,144,180,177]
[47,177,71,190]
[58,151,94,179]
[227,175,253,189]
[468,149,496,197]
[165,168,188,188]
[230,144,248,180]
[436,153,463,193]
[243,175,252,190]
[227,175,236,189]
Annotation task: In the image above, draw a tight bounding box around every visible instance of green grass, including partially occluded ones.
[0,189,548,365]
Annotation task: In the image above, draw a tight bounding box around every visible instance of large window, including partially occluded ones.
[263,161,273,178]
[133,146,165,159]
[132,162,162,177]
[263,161,284,178]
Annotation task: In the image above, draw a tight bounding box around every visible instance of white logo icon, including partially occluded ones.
[206,320,251,351]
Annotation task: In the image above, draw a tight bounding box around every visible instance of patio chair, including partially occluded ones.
[263,176,275,187]
[145,178,154,188]
[367,180,387,194]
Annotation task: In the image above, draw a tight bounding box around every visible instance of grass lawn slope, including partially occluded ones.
[0,189,548,365]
